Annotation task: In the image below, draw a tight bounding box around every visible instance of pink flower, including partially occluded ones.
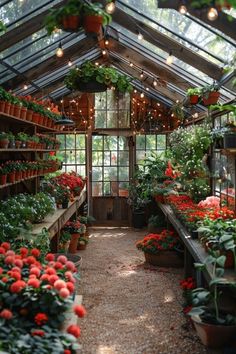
[45,253,55,262]
[0,247,6,254]
[57,255,67,264]
[10,280,26,293]
[1,242,10,250]
[66,282,75,294]
[31,248,41,258]
[59,288,70,298]
[54,279,67,291]
[31,329,45,337]
[48,274,59,285]
[45,267,56,275]
[30,267,41,277]
[4,256,15,265]
[28,278,40,288]
[65,261,76,272]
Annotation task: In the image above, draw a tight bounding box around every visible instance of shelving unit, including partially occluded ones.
[158,202,236,284]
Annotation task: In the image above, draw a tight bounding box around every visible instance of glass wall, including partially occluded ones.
[136,134,166,165]
[56,134,86,177]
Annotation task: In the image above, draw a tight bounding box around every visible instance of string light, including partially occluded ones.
[23,84,28,90]
[95,62,99,66]
[134,89,137,93]
[56,42,63,57]
[153,79,157,87]
[140,71,144,79]
[104,38,109,46]
[137,32,143,40]
[140,92,144,98]
[207,7,218,21]
[68,59,72,66]
[129,62,134,67]
[105,1,116,14]
[102,49,107,56]
[178,4,187,14]
[166,51,173,65]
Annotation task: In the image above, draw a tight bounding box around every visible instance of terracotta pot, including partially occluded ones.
[144,250,184,268]
[77,243,86,250]
[9,104,15,116]
[14,105,21,118]
[189,95,199,104]
[26,109,33,121]
[0,174,7,185]
[68,233,80,254]
[15,140,21,149]
[4,102,11,115]
[0,100,6,112]
[83,15,103,34]
[20,107,27,120]
[38,115,43,125]
[203,91,220,106]
[15,171,21,181]
[32,113,40,124]
[62,15,80,31]
[8,172,16,184]
[191,315,236,348]
[0,138,9,149]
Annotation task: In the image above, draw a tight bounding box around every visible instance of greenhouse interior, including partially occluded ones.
[0,0,236,353]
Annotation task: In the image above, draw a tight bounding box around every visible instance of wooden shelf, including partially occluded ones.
[158,202,236,283]
[32,189,87,239]
[0,148,57,152]
[0,111,58,132]
[0,175,43,189]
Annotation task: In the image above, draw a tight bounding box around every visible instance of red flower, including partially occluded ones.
[74,305,86,318]
[31,248,41,258]
[64,350,71,354]
[34,313,48,326]
[0,247,6,254]
[67,324,81,338]
[59,288,70,298]
[20,247,28,257]
[31,329,45,337]
[28,278,40,288]
[45,253,55,262]
[0,309,13,320]
[10,280,26,293]
[1,242,10,250]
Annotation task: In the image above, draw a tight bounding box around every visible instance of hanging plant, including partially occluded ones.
[0,21,6,33]
[64,61,133,93]
[44,0,112,35]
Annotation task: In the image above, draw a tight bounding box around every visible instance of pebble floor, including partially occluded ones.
[79,227,221,354]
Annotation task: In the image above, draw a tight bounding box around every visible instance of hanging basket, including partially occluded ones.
[61,15,81,32]
[189,95,199,105]
[76,80,107,93]
[202,91,220,106]
[83,15,103,34]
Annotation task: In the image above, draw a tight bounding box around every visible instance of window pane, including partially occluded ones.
[76,135,85,149]
[77,165,85,176]
[95,92,107,109]
[107,111,118,128]
[95,111,106,128]
[92,152,103,166]
[56,135,65,149]
[157,135,166,149]
[104,151,111,166]
[119,167,129,181]
[104,136,117,150]
[111,152,118,166]
[65,135,75,149]
[146,135,156,150]
[104,167,117,181]
[119,111,130,128]
[92,136,103,150]
[136,150,146,164]
[104,182,111,196]
[118,151,129,166]
[92,182,103,196]
[92,167,103,181]
[76,151,85,165]
[136,136,145,149]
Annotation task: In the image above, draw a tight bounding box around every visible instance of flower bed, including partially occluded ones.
[0,243,86,353]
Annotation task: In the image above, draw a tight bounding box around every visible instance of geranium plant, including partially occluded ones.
[136,229,181,254]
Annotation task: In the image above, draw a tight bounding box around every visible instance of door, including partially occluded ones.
[91,135,131,225]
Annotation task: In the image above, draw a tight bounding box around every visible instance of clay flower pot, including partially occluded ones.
[189,95,199,104]
[83,15,103,34]
[0,100,6,112]
[8,172,16,184]
[0,174,7,185]
[62,15,81,31]
[0,138,9,149]
[68,233,80,254]
[203,91,220,106]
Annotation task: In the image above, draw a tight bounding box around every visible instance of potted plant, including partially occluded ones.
[0,132,9,149]
[64,61,133,93]
[0,165,8,185]
[59,231,71,252]
[147,212,167,233]
[16,132,29,148]
[82,1,112,34]
[186,87,202,105]
[136,229,184,267]
[201,83,220,106]
[189,250,236,348]
[77,234,88,250]
[63,219,85,253]
[55,184,71,209]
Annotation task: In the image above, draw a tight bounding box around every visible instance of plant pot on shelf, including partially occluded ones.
[0,100,5,112]
[191,315,236,348]
[189,95,199,104]
[68,233,80,254]
[26,109,33,121]
[83,15,103,34]
[0,138,9,149]
[224,132,236,149]
[4,102,11,115]
[20,107,27,120]
[62,15,81,31]
[61,200,69,209]
[14,105,22,118]
[8,172,15,184]
[144,250,184,268]
[0,174,7,185]
[202,91,220,106]
[9,104,15,116]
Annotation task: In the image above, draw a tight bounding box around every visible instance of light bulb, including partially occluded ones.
[140,71,144,79]
[178,5,187,14]
[68,59,72,67]
[138,32,143,40]
[166,52,173,65]
[134,89,137,93]
[23,84,28,90]
[153,80,157,87]
[105,1,116,14]
[146,87,149,91]
[129,62,134,67]
[56,43,63,57]
[105,39,109,46]
[102,49,107,56]
[207,7,218,21]
[140,92,144,98]
[95,62,99,66]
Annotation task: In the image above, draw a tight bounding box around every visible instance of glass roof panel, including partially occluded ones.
[118,0,236,64]
[0,0,60,30]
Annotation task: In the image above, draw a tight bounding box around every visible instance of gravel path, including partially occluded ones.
[79,227,217,354]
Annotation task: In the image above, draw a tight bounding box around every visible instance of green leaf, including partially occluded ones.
[210,277,228,286]
[216,255,226,267]
[188,307,205,316]
[215,268,225,277]
[194,262,205,270]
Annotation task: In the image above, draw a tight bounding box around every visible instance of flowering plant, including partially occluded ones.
[53,172,85,196]
[136,229,181,254]
[180,277,196,315]
[0,243,86,353]
[63,220,86,234]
